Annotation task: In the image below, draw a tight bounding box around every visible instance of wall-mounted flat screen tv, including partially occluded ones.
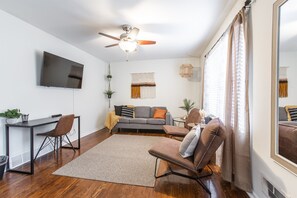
[40,52,84,89]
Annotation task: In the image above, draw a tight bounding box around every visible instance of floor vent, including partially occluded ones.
[263,178,287,198]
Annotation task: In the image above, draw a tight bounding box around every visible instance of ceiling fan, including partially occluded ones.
[98,24,156,53]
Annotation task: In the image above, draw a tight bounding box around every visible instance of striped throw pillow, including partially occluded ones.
[287,108,297,121]
[121,106,134,118]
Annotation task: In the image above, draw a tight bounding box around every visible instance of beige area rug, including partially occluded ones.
[53,134,163,187]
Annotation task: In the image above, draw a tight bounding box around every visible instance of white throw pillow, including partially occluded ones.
[179,125,201,158]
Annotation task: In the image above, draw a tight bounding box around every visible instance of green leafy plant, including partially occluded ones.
[104,90,115,98]
[0,109,22,119]
[179,99,195,115]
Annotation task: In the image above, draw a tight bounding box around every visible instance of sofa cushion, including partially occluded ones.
[135,106,151,118]
[147,118,166,125]
[114,105,126,116]
[279,107,288,121]
[129,118,147,124]
[153,108,167,119]
[121,106,134,118]
[151,106,167,117]
[286,106,297,121]
[118,117,130,123]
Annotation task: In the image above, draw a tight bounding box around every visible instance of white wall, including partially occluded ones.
[0,10,108,166]
[252,1,297,197]
[279,51,297,107]
[200,0,297,197]
[110,58,201,117]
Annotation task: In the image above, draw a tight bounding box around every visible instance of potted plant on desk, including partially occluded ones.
[0,109,22,124]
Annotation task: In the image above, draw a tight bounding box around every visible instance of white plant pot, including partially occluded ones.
[6,118,19,124]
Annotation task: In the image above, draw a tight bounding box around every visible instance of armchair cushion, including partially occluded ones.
[163,125,189,137]
[193,118,226,169]
[148,138,197,172]
[179,125,201,158]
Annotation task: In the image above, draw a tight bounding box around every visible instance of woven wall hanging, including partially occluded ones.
[131,73,156,99]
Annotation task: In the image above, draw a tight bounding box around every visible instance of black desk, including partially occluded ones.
[5,116,80,175]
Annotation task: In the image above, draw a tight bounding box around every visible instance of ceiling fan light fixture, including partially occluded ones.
[119,39,138,53]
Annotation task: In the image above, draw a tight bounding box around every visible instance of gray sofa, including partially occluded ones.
[113,106,173,132]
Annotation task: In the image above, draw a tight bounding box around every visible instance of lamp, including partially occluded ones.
[179,64,193,78]
[119,38,138,53]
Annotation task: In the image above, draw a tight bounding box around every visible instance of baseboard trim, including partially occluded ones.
[247,191,260,198]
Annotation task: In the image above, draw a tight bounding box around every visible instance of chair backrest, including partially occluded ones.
[54,114,75,136]
[193,118,226,170]
[185,108,201,129]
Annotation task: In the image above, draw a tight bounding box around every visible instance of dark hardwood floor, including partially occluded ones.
[0,129,248,198]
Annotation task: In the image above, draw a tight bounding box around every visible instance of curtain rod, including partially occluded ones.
[204,0,253,58]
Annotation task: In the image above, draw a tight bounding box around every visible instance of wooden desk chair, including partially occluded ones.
[34,114,75,161]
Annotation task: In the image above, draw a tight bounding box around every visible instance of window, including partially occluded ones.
[204,22,247,134]
[203,33,229,122]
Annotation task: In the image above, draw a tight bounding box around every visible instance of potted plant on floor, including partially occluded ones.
[0,109,22,124]
[179,98,195,119]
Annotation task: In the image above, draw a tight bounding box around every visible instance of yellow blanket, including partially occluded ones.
[104,111,120,132]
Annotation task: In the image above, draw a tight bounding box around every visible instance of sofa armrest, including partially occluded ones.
[166,112,173,125]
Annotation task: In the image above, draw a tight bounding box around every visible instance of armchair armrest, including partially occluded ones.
[166,112,173,125]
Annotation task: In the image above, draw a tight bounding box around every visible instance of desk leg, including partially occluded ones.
[30,127,34,174]
[78,116,80,149]
[6,125,10,170]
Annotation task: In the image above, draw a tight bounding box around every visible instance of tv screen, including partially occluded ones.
[40,52,84,89]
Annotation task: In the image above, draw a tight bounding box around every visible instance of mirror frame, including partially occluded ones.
[271,0,297,174]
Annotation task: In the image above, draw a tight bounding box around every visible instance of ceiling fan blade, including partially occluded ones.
[137,40,156,45]
[98,32,120,41]
[129,27,139,40]
[105,43,119,48]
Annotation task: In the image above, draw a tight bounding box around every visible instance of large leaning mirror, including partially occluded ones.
[271,0,297,174]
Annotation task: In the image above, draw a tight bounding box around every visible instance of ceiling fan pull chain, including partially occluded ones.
[126,53,129,62]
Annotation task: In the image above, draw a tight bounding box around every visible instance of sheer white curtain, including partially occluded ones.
[203,33,228,122]
[203,9,252,192]
[222,10,252,192]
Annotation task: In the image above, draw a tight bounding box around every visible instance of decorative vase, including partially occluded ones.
[6,118,19,124]
[108,95,112,99]
[21,114,29,122]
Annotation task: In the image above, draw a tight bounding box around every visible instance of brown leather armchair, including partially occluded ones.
[149,118,226,195]
[163,108,201,137]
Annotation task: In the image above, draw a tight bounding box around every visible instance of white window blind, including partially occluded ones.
[203,33,229,122]
[203,23,247,133]
[230,22,247,135]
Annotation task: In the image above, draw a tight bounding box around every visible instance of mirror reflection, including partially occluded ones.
[278,0,297,164]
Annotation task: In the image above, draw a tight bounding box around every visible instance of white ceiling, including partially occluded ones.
[0,0,237,62]
[280,0,297,52]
